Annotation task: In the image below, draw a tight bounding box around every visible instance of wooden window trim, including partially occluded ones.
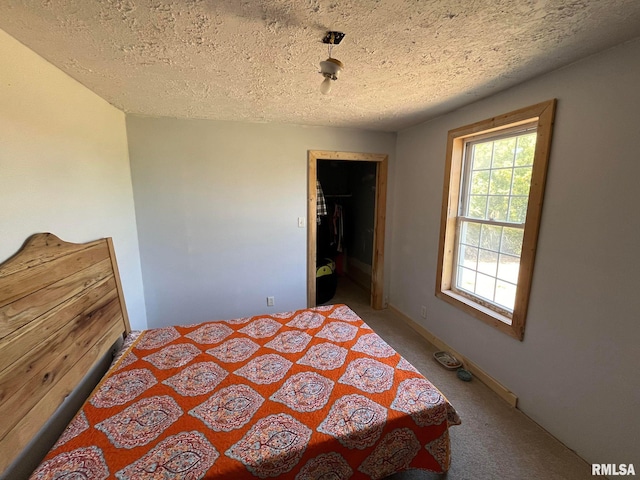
[435,99,557,341]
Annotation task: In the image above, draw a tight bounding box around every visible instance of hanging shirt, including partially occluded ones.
[317,180,328,223]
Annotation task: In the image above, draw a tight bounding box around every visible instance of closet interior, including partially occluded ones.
[316,160,377,304]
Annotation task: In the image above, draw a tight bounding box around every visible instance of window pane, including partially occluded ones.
[477,249,498,276]
[451,119,548,321]
[461,221,481,247]
[459,244,478,270]
[492,137,516,168]
[495,280,517,310]
[497,254,520,283]
[488,195,509,221]
[489,168,513,195]
[508,197,529,223]
[515,133,536,166]
[512,167,532,196]
[480,224,501,251]
[457,266,476,292]
[470,170,490,195]
[472,142,492,169]
[501,227,523,256]
[468,195,487,219]
[475,272,496,301]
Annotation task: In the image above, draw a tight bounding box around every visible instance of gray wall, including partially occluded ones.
[126,116,396,327]
[390,38,640,465]
[0,28,147,330]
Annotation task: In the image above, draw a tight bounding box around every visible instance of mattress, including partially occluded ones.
[31,305,460,479]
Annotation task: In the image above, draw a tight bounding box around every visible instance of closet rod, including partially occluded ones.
[324,194,352,198]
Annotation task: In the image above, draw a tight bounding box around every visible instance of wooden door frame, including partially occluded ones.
[308,150,388,309]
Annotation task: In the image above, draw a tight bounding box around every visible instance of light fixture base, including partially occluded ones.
[322,31,345,45]
[320,57,343,81]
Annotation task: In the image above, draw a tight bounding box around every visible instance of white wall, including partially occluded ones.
[390,38,640,465]
[126,116,396,328]
[0,29,147,330]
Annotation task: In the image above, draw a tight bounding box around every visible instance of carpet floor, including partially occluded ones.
[326,276,596,480]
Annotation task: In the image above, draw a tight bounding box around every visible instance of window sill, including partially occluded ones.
[436,289,524,340]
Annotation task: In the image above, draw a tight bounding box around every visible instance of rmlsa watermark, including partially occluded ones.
[592,464,636,476]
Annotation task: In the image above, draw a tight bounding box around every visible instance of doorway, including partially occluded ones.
[307,150,388,309]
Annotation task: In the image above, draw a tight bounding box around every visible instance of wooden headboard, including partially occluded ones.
[0,233,130,473]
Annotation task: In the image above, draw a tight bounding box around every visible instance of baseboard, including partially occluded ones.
[389,304,518,408]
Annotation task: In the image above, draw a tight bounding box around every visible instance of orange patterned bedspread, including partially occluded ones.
[32,305,460,479]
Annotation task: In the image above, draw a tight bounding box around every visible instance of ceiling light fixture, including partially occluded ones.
[319,31,345,95]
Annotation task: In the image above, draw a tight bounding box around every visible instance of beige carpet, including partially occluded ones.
[327,277,596,480]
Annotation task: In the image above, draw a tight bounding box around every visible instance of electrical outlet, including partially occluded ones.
[421,305,427,319]
[267,296,275,307]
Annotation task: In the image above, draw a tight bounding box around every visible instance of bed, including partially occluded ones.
[0,233,460,479]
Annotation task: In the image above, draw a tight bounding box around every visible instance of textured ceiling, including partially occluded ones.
[2,1,640,131]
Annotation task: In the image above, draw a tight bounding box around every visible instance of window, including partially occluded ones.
[436,100,556,340]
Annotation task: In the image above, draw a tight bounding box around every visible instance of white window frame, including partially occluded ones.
[436,100,556,340]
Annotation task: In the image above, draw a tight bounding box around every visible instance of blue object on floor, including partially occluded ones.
[457,368,472,382]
